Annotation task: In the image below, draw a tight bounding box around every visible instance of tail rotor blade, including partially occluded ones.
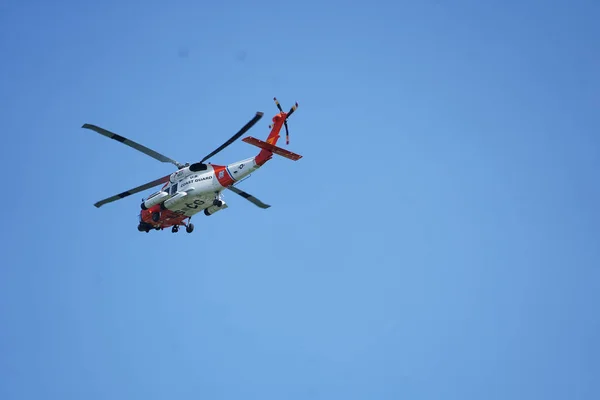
[273,98,299,145]
[273,97,284,112]
[284,102,298,145]
[284,121,289,145]
[286,102,299,119]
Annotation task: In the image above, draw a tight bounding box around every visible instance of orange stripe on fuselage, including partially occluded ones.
[212,164,235,187]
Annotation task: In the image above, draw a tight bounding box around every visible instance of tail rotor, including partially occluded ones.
[271,97,298,145]
[243,96,303,162]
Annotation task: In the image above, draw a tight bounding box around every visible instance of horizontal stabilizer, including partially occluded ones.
[242,136,302,161]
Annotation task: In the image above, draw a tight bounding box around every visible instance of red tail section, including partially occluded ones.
[254,112,287,165]
[265,112,287,146]
[252,98,300,165]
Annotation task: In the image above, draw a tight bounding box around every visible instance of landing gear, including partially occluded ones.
[212,191,224,207]
[170,223,193,233]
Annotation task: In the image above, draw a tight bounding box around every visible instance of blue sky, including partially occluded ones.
[1,0,599,398]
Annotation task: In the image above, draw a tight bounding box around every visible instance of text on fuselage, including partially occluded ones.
[180,175,212,187]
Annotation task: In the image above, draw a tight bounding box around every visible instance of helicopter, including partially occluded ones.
[82,97,301,233]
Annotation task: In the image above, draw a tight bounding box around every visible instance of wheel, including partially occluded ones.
[186,223,194,233]
[152,212,160,222]
[213,199,223,207]
[172,226,179,233]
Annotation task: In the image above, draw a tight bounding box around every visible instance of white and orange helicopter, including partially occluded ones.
[82,97,301,233]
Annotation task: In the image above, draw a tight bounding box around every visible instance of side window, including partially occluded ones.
[171,183,178,195]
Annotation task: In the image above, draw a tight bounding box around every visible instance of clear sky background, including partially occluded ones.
[1,0,599,399]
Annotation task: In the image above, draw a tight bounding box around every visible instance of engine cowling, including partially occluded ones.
[204,201,228,216]
[141,191,169,210]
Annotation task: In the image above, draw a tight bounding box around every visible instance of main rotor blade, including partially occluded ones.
[200,112,263,163]
[82,124,184,169]
[94,174,171,208]
[226,185,271,209]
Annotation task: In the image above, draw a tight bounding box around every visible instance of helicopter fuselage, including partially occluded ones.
[84,97,301,234]
[137,156,261,231]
